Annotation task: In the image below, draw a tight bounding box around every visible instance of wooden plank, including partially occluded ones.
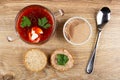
[0,0,120,80]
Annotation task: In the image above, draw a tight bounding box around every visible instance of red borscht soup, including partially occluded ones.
[16,5,55,43]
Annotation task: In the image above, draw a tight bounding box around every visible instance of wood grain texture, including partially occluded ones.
[0,0,120,80]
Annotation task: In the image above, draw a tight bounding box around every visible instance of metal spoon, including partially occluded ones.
[86,7,111,74]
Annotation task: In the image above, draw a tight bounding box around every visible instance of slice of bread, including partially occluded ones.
[24,49,47,72]
[51,49,74,71]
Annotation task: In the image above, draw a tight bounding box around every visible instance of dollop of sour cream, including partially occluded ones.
[31,30,39,40]
[30,27,43,41]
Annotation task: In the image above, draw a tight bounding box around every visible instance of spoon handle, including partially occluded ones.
[86,30,101,74]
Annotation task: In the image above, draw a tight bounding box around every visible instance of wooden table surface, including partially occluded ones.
[0,0,120,80]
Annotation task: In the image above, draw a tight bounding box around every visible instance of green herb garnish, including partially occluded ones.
[38,17,51,29]
[57,54,69,65]
[20,16,31,28]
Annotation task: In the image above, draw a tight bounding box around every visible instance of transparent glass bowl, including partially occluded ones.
[7,5,64,44]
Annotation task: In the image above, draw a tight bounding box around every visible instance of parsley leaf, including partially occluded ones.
[57,54,69,65]
[20,16,31,28]
[44,24,51,29]
[38,17,51,29]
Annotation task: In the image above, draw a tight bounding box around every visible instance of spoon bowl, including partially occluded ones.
[97,7,111,29]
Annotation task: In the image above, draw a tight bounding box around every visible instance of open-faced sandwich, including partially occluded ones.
[51,49,74,71]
